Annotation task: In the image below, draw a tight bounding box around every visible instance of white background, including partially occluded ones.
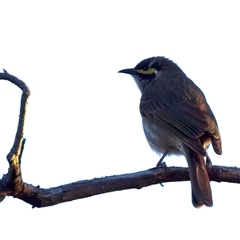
[0,1,239,239]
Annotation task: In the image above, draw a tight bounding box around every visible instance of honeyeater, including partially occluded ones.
[118,56,222,207]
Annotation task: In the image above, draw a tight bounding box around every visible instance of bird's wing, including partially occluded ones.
[140,97,220,156]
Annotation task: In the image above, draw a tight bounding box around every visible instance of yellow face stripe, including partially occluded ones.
[137,68,156,75]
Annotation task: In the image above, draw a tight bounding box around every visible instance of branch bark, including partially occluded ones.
[0,70,30,201]
[0,71,239,208]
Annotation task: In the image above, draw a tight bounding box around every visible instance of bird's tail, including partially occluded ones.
[184,146,213,208]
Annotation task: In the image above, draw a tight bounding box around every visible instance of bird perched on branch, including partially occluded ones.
[118,56,222,208]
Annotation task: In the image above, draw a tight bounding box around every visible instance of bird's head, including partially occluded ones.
[118,56,180,92]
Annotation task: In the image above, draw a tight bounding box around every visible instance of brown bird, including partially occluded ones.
[118,57,222,207]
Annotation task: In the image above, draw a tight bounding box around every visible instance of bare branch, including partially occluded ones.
[3,165,240,208]
[0,70,30,201]
[0,70,239,208]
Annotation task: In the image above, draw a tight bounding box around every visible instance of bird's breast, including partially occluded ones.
[142,117,183,155]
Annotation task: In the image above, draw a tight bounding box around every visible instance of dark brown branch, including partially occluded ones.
[2,69,30,156]
[6,165,240,208]
[0,70,239,208]
[0,70,30,201]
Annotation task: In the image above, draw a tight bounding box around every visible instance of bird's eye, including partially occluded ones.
[142,66,149,71]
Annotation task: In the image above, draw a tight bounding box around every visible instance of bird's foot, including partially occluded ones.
[156,151,168,167]
[156,161,167,168]
[156,153,168,187]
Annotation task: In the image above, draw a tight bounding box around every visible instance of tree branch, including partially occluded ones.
[0,71,239,208]
[5,165,240,208]
[0,70,30,201]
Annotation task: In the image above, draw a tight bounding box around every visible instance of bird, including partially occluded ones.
[118,56,222,208]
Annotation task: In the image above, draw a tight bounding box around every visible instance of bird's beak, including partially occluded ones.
[118,68,136,75]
